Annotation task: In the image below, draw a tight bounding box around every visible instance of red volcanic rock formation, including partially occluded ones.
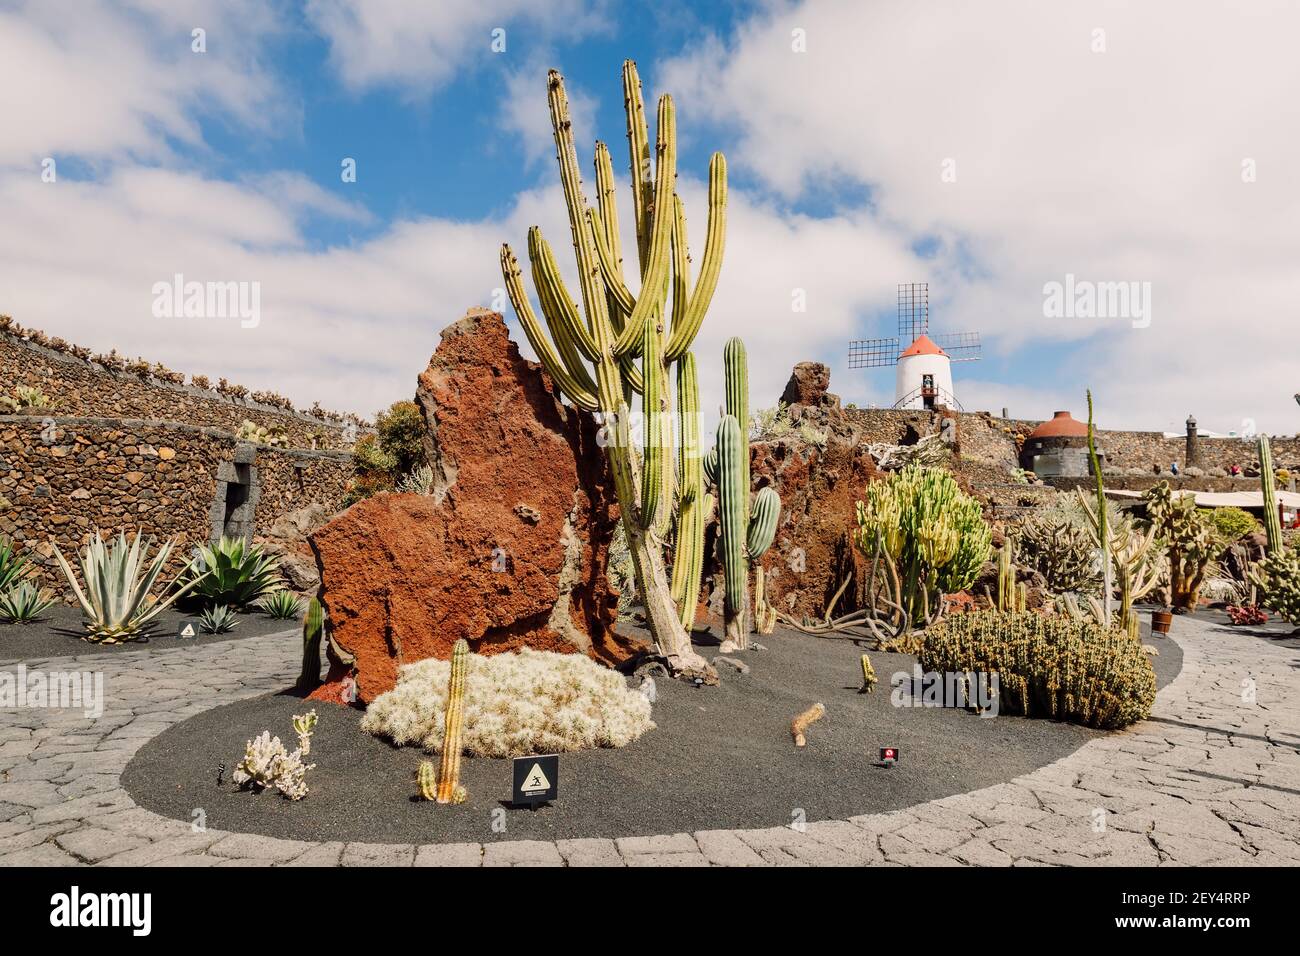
[309,309,641,705]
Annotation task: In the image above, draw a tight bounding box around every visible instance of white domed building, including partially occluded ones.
[893,334,957,411]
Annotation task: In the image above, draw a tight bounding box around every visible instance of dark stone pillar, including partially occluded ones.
[1185,414,1199,467]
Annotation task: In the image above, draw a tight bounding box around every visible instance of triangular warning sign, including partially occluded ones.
[521,763,550,794]
[180,624,195,638]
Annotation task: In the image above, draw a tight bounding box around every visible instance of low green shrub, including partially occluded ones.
[920,609,1156,729]
[183,536,281,608]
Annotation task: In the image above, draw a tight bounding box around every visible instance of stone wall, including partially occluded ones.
[0,414,351,592]
[1,331,360,451]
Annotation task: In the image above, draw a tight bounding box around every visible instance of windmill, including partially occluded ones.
[848,283,982,411]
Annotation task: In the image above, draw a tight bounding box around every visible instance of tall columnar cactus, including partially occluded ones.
[993,539,1027,612]
[1259,436,1283,554]
[712,337,780,648]
[669,352,708,630]
[435,639,469,805]
[295,598,324,695]
[1249,435,1300,625]
[500,63,726,683]
[1085,389,1113,622]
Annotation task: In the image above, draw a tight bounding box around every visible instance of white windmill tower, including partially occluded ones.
[849,283,981,410]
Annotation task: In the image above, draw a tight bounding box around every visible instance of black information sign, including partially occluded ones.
[512,754,558,809]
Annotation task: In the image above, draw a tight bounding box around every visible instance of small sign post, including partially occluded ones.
[879,747,900,767]
[512,754,558,810]
[176,621,197,640]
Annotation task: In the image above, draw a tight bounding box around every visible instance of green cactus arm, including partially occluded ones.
[527,227,599,361]
[665,153,727,361]
[593,141,623,272]
[670,193,690,333]
[587,208,638,319]
[545,70,620,375]
[622,60,654,276]
[610,94,675,359]
[619,354,645,394]
[641,305,667,527]
[723,337,750,524]
[747,486,781,559]
[702,446,719,487]
[500,244,600,411]
[670,351,706,626]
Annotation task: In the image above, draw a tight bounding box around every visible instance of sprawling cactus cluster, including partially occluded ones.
[1140,481,1217,611]
[232,730,315,801]
[500,63,736,680]
[921,610,1156,729]
[1015,516,1100,594]
[854,465,991,628]
[1250,436,1300,625]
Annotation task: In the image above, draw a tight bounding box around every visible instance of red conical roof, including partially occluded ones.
[899,334,946,358]
[1027,410,1090,439]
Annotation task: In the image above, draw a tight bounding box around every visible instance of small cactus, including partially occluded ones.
[859,655,877,694]
[436,639,470,804]
[753,565,777,635]
[417,759,438,801]
[791,702,825,747]
[291,709,318,756]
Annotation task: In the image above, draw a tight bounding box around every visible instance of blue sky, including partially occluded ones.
[2,0,1297,436]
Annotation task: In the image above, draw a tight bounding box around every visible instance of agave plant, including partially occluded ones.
[52,530,197,642]
[0,535,28,592]
[0,582,57,624]
[183,536,282,608]
[198,604,239,634]
[257,589,303,620]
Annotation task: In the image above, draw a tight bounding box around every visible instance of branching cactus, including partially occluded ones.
[499,62,726,683]
[435,639,469,805]
[1249,435,1300,624]
[669,352,709,631]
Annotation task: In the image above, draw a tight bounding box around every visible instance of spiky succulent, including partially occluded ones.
[183,536,281,608]
[52,529,198,642]
[198,604,238,634]
[0,535,28,593]
[257,589,304,620]
[0,581,57,624]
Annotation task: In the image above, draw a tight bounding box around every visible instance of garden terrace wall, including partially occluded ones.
[0,415,351,593]
[1,331,359,451]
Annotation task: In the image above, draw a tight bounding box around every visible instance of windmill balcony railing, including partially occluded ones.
[893,385,964,412]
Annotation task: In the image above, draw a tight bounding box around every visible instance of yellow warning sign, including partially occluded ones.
[521,763,551,794]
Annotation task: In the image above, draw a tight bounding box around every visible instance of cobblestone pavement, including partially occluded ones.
[2,617,1297,867]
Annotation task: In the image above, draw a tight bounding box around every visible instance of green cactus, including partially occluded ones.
[1086,389,1112,622]
[855,465,991,629]
[1140,482,1217,611]
[1259,436,1283,554]
[709,338,781,648]
[922,609,1156,729]
[499,63,726,683]
[436,639,469,805]
[295,598,324,695]
[669,352,707,630]
[417,759,438,801]
[992,539,1026,612]
[1250,435,1300,625]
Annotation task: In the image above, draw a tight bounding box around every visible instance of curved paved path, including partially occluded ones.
[2,617,1298,867]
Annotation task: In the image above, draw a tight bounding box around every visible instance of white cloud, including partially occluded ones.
[659,0,1300,434]
[305,0,607,94]
[0,0,292,168]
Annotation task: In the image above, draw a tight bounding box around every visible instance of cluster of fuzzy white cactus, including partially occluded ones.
[232,730,315,801]
[361,647,654,757]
